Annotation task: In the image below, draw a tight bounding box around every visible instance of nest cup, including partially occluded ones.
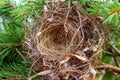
[29,1,105,80]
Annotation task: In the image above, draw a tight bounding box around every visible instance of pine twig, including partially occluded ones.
[95,63,120,74]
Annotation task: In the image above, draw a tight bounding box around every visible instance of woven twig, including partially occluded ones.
[28,1,105,80]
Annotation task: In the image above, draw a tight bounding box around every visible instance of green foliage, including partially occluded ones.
[102,70,114,80]
[101,53,113,64]
[115,75,120,80]
[0,0,15,20]
[0,0,120,80]
[87,0,120,30]
[0,20,28,79]
[0,0,45,79]
[0,49,29,79]
[0,22,24,46]
[0,0,26,79]
[10,0,44,23]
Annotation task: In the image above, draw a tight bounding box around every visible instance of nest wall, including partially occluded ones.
[28,2,105,80]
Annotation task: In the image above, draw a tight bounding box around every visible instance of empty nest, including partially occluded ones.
[28,1,105,80]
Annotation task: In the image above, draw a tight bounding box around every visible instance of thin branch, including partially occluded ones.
[28,55,42,77]
[95,63,120,74]
[112,54,119,67]
[16,48,27,62]
[104,51,113,56]
[110,44,120,56]
[104,51,120,56]
[110,45,120,67]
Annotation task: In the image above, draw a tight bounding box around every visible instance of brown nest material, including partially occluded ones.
[28,1,105,80]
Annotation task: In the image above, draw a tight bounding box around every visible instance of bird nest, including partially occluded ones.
[28,1,105,80]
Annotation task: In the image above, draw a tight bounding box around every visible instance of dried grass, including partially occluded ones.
[28,1,105,80]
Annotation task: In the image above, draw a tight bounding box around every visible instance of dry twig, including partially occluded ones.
[95,63,120,74]
[27,1,105,80]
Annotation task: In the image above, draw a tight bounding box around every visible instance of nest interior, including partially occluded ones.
[29,1,105,80]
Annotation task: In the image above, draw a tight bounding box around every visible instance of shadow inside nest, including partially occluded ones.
[28,1,105,80]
